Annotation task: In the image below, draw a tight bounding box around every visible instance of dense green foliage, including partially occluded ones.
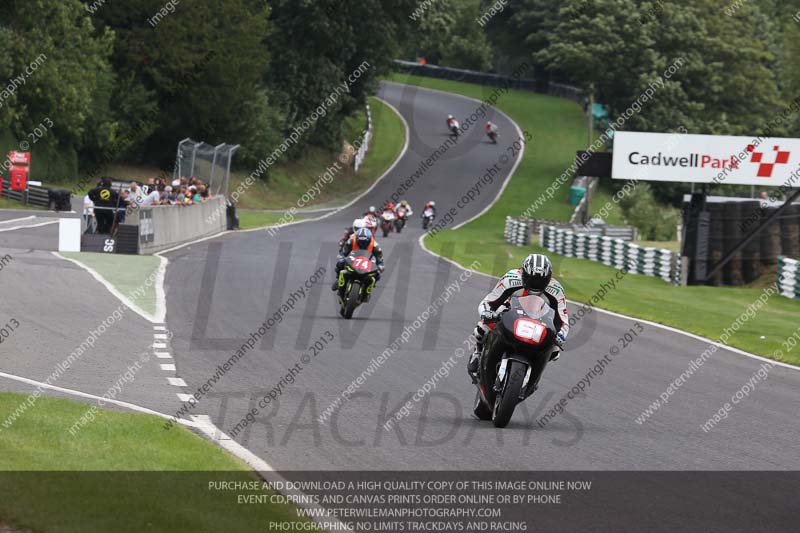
[0,0,417,179]
[3,0,800,196]
[484,0,800,203]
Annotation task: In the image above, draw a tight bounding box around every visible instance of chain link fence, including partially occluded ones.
[174,138,239,196]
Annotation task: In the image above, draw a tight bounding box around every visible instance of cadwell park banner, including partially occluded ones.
[612,131,800,186]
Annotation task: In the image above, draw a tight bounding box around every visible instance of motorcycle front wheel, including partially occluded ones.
[492,360,525,428]
[343,281,361,319]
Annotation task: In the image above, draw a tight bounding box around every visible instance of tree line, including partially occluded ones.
[0,0,420,180]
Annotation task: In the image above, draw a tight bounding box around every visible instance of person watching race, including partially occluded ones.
[467,253,569,376]
[332,228,385,294]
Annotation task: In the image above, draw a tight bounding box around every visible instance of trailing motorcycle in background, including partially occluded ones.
[335,250,380,319]
[421,207,435,230]
[472,294,558,427]
[380,209,395,237]
[394,206,410,233]
[487,129,498,144]
[448,119,460,137]
[363,213,379,235]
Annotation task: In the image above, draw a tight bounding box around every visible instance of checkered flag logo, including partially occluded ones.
[747,144,790,177]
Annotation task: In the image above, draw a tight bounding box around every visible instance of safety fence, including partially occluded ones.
[504,217,637,247]
[540,225,679,284]
[393,60,583,103]
[777,257,800,299]
[354,104,373,173]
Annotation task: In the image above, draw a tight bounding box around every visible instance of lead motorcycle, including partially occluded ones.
[447,119,460,137]
[472,294,558,427]
[336,250,380,319]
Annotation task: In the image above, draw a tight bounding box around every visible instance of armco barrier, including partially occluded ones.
[354,104,373,173]
[541,225,680,284]
[777,256,799,299]
[393,60,583,103]
[135,196,227,254]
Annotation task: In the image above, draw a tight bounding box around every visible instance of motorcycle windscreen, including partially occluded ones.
[348,251,376,273]
[515,295,550,318]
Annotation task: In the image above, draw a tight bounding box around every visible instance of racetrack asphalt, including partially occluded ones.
[157,82,800,471]
[1,81,798,472]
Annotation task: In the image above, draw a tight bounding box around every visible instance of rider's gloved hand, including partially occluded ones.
[480,309,501,323]
[555,330,567,349]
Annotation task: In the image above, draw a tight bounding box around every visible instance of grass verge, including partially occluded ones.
[60,252,160,317]
[398,72,800,364]
[0,393,306,532]
[227,95,405,211]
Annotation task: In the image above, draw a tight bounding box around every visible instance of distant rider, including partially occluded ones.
[467,254,569,376]
[332,227,385,292]
[396,200,413,217]
[486,121,498,135]
[422,200,436,219]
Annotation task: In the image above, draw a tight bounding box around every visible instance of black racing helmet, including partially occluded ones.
[522,254,552,293]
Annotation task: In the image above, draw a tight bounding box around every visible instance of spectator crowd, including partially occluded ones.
[84,175,213,234]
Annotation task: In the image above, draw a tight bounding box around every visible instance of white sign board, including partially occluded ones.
[58,218,81,252]
[612,131,800,186]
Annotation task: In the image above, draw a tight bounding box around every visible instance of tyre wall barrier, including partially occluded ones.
[504,217,637,247]
[777,256,800,300]
[540,225,680,284]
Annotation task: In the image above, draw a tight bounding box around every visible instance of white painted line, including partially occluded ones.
[0,219,58,233]
[153,255,167,323]
[177,393,193,402]
[52,252,156,324]
[167,377,187,387]
[155,352,173,359]
[153,342,167,349]
[153,333,168,339]
[0,370,196,427]
[189,415,353,532]
[0,215,35,225]
[160,363,176,371]
[153,325,166,331]
[417,234,800,371]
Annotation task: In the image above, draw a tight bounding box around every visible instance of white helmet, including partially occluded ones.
[448,114,453,120]
[429,201,436,207]
[368,206,377,214]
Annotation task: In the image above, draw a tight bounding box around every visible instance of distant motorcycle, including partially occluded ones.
[363,213,379,235]
[336,250,380,319]
[487,130,498,144]
[448,119,460,137]
[380,209,395,238]
[472,294,558,428]
[421,207,435,230]
[394,206,410,233]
